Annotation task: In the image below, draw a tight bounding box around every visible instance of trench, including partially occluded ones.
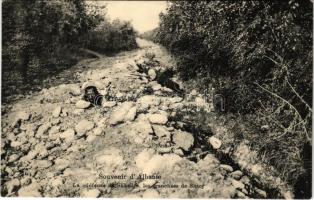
[140,60,298,199]
[167,114,282,199]
[152,69,283,198]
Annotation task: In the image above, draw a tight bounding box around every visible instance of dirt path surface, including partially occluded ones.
[1,39,287,198]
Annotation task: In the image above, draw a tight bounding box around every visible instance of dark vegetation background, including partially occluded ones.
[150,0,312,197]
[2,0,137,101]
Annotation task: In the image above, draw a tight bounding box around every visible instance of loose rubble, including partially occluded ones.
[0,39,288,198]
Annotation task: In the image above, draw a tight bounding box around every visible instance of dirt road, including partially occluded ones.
[1,39,290,198]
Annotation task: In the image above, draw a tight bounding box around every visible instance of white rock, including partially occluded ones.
[137,95,160,111]
[102,101,117,108]
[75,120,94,136]
[220,164,234,172]
[135,150,182,174]
[49,126,60,134]
[108,102,134,125]
[173,148,184,156]
[20,176,31,186]
[75,100,91,109]
[37,123,51,136]
[172,131,194,151]
[86,134,97,142]
[127,120,153,142]
[230,170,243,180]
[6,178,20,193]
[116,92,124,99]
[51,177,64,188]
[255,188,267,198]
[54,158,70,171]
[147,113,168,124]
[148,69,157,80]
[231,179,245,189]
[52,106,62,118]
[8,154,20,162]
[93,127,103,136]
[16,111,31,121]
[69,84,81,96]
[60,129,75,141]
[18,182,42,197]
[152,84,162,91]
[81,189,100,198]
[124,106,137,122]
[94,148,124,167]
[10,141,23,148]
[209,136,222,149]
[21,150,38,161]
[31,160,53,169]
[153,125,171,138]
[73,109,84,115]
[135,149,155,170]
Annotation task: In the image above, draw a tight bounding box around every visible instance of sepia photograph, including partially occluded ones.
[1,0,313,199]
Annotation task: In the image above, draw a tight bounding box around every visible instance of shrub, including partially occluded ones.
[156,0,312,191]
[84,19,137,53]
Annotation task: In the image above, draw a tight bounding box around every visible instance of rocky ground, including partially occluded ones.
[1,39,291,198]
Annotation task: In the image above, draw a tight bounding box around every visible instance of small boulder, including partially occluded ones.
[36,123,51,136]
[86,134,97,142]
[16,111,31,121]
[102,101,117,108]
[93,127,103,136]
[60,129,75,141]
[81,189,100,198]
[124,106,137,122]
[230,170,243,180]
[152,84,162,91]
[10,141,23,148]
[173,148,184,156]
[8,154,20,162]
[231,179,245,190]
[75,100,91,109]
[255,188,267,198]
[49,126,60,134]
[52,106,62,118]
[157,147,172,154]
[51,177,64,188]
[173,131,194,151]
[209,136,222,149]
[153,125,171,138]
[32,160,53,169]
[148,113,168,125]
[75,120,94,136]
[148,69,157,80]
[108,102,134,125]
[18,182,42,197]
[6,178,20,194]
[220,164,234,172]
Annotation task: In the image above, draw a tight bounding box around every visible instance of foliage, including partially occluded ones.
[84,19,137,53]
[140,28,158,42]
[156,0,312,191]
[2,0,137,81]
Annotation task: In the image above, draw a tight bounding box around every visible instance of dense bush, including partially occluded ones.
[140,28,158,42]
[84,19,137,53]
[2,0,137,82]
[2,0,97,79]
[156,0,312,191]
